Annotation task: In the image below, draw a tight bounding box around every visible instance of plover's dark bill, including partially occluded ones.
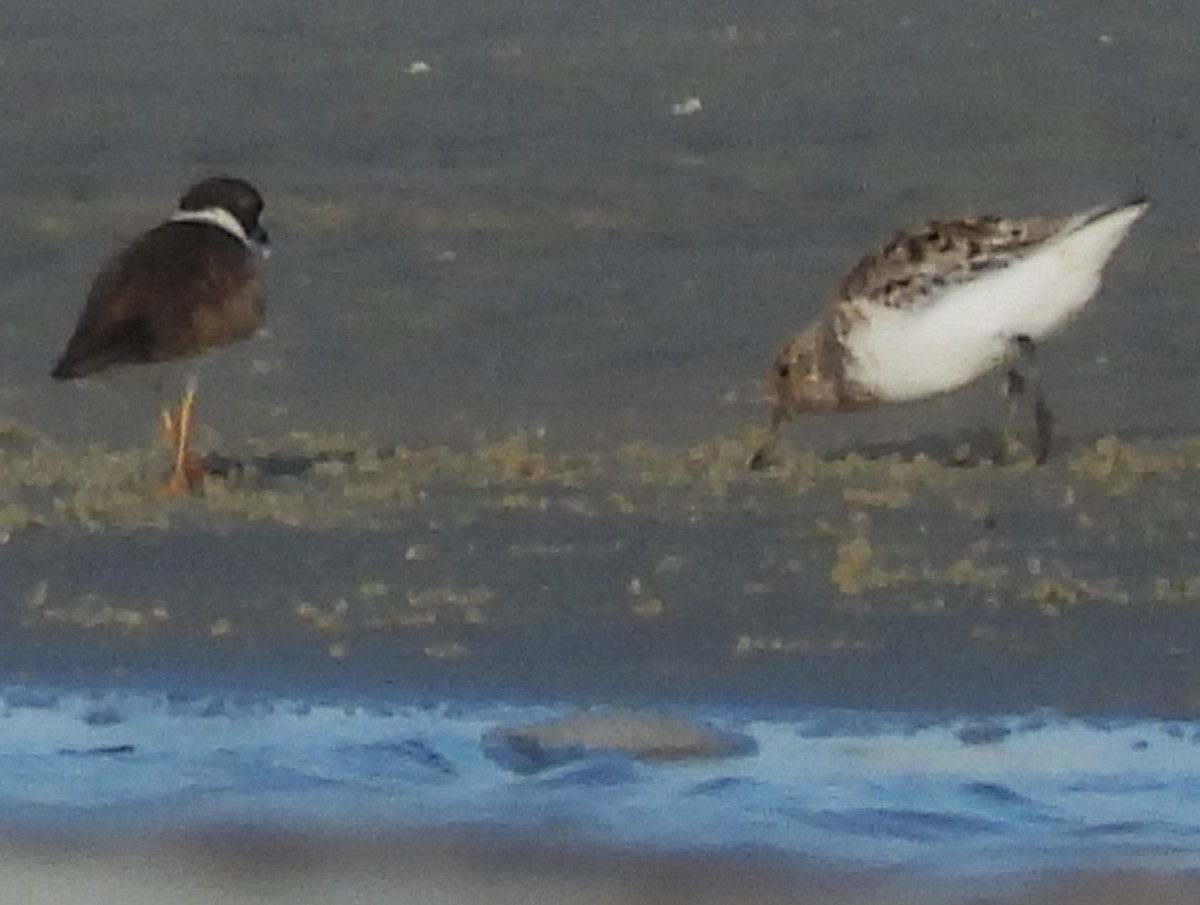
[750,199,1150,469]
[51,176,270,494]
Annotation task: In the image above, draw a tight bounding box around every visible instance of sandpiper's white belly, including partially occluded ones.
[842,201,1146,402]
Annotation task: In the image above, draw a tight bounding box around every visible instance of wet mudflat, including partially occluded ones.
[3,0,1199,452]
[2,420,1200,715]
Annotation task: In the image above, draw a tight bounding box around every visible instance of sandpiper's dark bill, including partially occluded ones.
[51,176,271,494]
[749,199,1150,470]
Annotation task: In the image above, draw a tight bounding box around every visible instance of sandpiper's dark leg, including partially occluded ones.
[748,403,789,471]
[1006,335,1054,464]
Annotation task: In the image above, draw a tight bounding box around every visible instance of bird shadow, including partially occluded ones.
[200,448,361,482]
[819,426,1177,468]
[838,428,1028,467]
[194,426,1168,489]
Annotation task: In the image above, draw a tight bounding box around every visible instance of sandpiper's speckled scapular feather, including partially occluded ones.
[751,199,1149,468]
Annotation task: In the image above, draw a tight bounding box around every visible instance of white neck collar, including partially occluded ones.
[170,207,248,244]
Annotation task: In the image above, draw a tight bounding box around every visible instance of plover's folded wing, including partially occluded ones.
[833,212,1077,311]
[52,225,262,379]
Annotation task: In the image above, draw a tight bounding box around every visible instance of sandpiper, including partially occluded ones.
[749,199,1149,469]
[51,176,270,494]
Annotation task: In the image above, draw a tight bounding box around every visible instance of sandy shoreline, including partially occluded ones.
[1,829,1198,905]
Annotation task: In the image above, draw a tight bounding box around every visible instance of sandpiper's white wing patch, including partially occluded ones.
[841,201,1148,402]
[170,207,249,245]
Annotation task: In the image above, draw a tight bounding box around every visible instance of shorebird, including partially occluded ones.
[749,199,1149,470]
[51,176,270,494]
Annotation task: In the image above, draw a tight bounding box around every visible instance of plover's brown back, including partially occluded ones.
[52,223,263,379]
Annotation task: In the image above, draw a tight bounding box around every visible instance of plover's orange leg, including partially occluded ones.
[748,403,790,471]
[160,407,178,449]
[160,378,205,495]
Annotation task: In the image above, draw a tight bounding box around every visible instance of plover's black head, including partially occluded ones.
[176,176,270,251]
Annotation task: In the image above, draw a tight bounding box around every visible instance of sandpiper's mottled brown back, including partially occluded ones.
[835,213,1073,311]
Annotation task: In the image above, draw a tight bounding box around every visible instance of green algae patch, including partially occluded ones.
[23,584,170,633]
[0,503,37,543]
[829,536,916,595]
[1068,436,1180,496]
[1022,566,1129,615]
[290,583,496,641]
[940,557,1006,591]
[842,485,912,509]
[406,584,495,609]
[733,632,882,657]
[294,600,351,635]
[1023,574,1092,614]
[1153,575,1200,603]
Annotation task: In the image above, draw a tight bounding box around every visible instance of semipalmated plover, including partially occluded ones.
[750,199,1149,469]
[52,176,270,494]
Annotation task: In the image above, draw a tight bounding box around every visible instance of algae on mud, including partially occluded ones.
[2,420,1200,713]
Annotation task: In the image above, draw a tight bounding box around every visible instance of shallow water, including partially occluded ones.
[4,685,1200,880]
[2,0,1200,895]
